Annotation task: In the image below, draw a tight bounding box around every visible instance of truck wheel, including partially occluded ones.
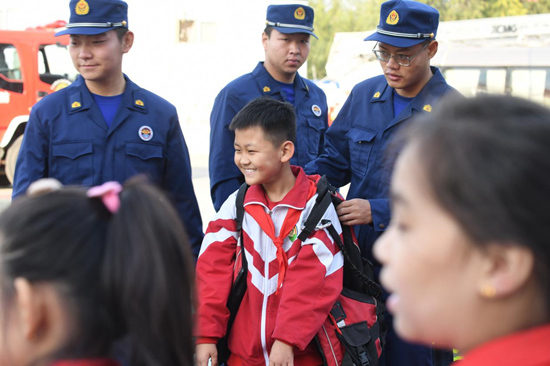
[5,134,24,185]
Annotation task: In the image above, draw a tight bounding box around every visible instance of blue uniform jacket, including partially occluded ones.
[305,67,460,263]
[209,62,328,211]
[13,75,204,257]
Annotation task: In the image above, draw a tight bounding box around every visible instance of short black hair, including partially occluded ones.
[264,26,274,37]
[114,27,129,41]
[396,94,550,315]
[229,96,296,146]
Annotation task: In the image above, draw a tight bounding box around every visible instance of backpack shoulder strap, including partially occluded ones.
[297,175,333,242]
[218,183,250,363]
[235,183,249,270]
[296,177,384,298]
[235,182,249,232]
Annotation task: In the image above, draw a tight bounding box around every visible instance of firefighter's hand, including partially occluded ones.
[337,198,373,225]
[196,343,218,366]
[269,340,294,366]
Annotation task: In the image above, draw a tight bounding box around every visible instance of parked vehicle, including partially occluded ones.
[0,21,75,184]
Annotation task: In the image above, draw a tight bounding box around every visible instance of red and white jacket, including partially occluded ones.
[196,167,344,366]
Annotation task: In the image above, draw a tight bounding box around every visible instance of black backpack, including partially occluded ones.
[217,176,386,366]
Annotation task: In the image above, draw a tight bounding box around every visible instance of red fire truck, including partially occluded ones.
[0,21,75,184]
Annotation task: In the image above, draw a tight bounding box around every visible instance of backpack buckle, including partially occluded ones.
[316,219,333,230]
[330,301,346,323]
[358,349,371,366]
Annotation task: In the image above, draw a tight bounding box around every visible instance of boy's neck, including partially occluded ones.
[262,164,297,203]
[85,73,126,96]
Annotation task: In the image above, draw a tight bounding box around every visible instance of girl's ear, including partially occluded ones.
[280,141,295,163]
[14,278,65,344]
[477,243,534,299]
[14,277,43,340]
[11,278,72,365]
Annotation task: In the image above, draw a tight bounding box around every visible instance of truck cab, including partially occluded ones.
[0,21,77,184]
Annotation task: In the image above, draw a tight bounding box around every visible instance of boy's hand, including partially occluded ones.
[337,198,372,225]
[196,343,218,366]
[269,340,294,366]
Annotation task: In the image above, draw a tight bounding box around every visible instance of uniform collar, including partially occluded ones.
[244,166,312,210]
[67,74,148,115]
[408,67,451,113]
[369,67,450,115]
[252,62,309,99]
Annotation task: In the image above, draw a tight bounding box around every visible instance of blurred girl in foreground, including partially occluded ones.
[0,178,194,366]
[374,95,550,365]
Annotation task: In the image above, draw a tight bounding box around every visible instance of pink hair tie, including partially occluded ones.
[87,181,123,214]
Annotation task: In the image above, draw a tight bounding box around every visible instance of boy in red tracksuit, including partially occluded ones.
[195,97,344,366]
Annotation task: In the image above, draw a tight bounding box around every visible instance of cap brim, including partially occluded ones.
[55,26,118,36]
[275,27,318,40]
[364,32,426,48]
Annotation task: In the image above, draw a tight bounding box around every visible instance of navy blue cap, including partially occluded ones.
[266,4,318,39]
[364,0,439,48]
[56,0,128,36]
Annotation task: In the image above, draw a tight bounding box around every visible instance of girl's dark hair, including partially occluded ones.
[229,96,297,146]
[0,177,195,365]
[396,94,550,313]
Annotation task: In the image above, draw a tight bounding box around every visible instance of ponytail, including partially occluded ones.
[101,178,195,365]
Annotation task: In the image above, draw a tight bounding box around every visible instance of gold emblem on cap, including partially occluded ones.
[263,86,271,93]
[373,92,381,98]
[423,104,432,112]
[386,10,399,25]
[71,101,81,109]
[75,0,90,16]
[135,99,144,106]
[294,7,305,20]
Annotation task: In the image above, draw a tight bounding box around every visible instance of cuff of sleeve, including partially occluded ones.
[196,337,219,345]
[370,198,390,232]
[274,338,294,347]
[273,331,305,350]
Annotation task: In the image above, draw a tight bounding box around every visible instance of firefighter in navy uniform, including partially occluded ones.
[12,0,204,258]
[209,4,328,211]
[305,1,460,365]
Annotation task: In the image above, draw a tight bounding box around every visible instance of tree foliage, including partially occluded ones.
[308,0,550,79]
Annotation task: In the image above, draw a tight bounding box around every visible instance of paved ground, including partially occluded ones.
[0,187,11,212]
[190,153,217,223]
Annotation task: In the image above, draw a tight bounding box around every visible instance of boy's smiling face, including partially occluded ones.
[234,126,286,187]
